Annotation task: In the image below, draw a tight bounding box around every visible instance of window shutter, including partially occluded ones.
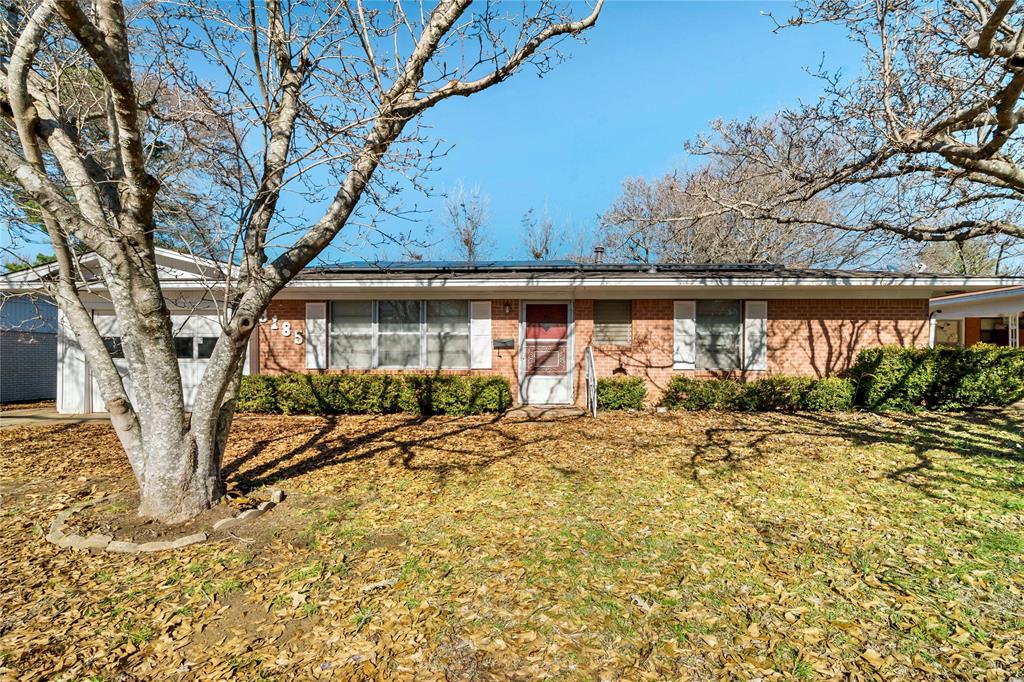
[470,301,492,369]
[305,302,327,369]
[673,300,695,370]
[744,301,768,370]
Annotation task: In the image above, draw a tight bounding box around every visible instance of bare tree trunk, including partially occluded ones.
[136,428,213,522]
[1,0,604,525]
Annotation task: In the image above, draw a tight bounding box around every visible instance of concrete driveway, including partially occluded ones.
[0,407,109,429]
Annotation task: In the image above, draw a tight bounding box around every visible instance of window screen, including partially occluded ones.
[695,300,742,370]
[330,301,373,368]
[174,336,194,359]
[426,300,469,368]
[593,300,632,346]
[197,337,218,359]
[378,300,422,367]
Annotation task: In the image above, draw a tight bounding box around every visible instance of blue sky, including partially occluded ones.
[2,1,862,265]
[345,1,861,263]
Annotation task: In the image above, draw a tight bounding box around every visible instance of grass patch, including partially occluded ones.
[0,409,1021,678]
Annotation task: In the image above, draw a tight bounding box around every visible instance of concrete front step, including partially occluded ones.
[504,405,586,420]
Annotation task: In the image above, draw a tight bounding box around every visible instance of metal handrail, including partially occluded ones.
[584,345,597,417]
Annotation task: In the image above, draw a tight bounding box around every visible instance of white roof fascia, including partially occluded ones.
[3,272,1022,296]
[930,286,1024,318]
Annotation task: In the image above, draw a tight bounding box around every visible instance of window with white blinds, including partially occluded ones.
[328,300,473,369]
[593,300,632,346]
[329,301,373,369]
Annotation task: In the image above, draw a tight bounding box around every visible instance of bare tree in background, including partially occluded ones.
[444,183,491,262]
[600,146,868,266]
[0,0,602,522]
[521,207,562,260]
[687,0,1024,250]
[906,235,1021,274]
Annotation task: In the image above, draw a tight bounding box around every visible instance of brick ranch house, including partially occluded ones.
[1,248,1021,412]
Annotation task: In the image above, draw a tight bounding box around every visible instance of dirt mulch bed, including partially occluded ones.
[63,491,236,543]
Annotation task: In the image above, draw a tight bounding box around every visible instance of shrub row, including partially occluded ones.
[238,345,1022,416]
[596,376,647,410]
[660,345,1023,412]
[660,375,856,412]
[850,344,1024,411]
[237,373,513,416]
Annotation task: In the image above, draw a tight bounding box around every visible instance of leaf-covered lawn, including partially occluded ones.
[1,409,1022,680]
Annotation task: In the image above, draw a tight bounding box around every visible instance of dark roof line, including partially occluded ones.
[300,260,921,278]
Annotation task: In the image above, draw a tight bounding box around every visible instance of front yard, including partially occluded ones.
[1,408,1022,680]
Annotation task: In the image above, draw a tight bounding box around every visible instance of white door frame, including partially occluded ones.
[518,300,575,405]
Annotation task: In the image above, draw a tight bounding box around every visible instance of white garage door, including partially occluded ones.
[89,313,221,412]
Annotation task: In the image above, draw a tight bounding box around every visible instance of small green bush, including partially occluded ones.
[660,376,743,410]
[317,374,403,414]
[850,346,936,411]
[466,376,515,414]
[237,375,279,413]
[736,376,814,412]
[802,377,855,412]
[596,376,647,410]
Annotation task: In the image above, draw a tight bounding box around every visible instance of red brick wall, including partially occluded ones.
[490,299,520,398]
[766,298,928,376]
[258,297,929,406]
[571,298,928,406]
[573,299,676,404]
[258,300,306,374]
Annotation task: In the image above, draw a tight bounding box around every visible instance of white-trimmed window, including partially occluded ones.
[593,300,632,346]
[378,300,422,368]
[426,300,470,369]
[695,300,743,370]
[674,300,767,371]
[330,300,373,368]
[328,300,471,370]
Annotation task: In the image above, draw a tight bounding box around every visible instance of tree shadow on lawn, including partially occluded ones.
[686,409,1022,503]
[683,409,1022,555]
[221,409,1021,507]
[223,413,567,492]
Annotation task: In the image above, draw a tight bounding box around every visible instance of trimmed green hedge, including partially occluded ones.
[660,376,744,410]
[660,345,1023,412]
[659,372,851,409]
[734,376,814,412]
[851,344,1024,411]
[237,373,512,416]
[661,375,857,412]
[236,375,278,413]
[596,376,647,410]
[398,375,513,416]
[802,376,856,412]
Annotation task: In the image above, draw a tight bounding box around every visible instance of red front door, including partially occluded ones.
[523,303,571,403]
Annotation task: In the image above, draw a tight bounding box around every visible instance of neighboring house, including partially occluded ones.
[1,248,1021,413]
[929,287,1023,348]
[0,292,58,403]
